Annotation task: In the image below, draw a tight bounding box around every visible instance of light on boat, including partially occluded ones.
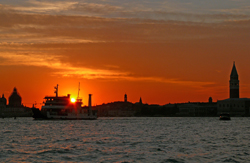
[71,98,76,103]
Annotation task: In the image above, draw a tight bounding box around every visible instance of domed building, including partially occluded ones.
[0,87,33,118]
[8,87,22,107]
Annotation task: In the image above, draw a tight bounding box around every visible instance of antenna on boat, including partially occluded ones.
[77,82,80,99]
[54,84,59,97]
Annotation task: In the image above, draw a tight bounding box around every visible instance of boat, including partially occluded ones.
[32,85,97,120]
[219,113,231,120]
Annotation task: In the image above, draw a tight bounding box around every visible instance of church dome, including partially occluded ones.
[9,87,22,107]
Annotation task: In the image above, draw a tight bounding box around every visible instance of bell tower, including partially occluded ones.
[124,94,127,102]
[229,62,239,98]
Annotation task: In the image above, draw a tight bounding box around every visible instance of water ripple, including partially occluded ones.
[1,117,250,162]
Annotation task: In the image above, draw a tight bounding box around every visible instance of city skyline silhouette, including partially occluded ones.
[0,0,250,107]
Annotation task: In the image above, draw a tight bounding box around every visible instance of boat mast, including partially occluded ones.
[77,82,80,99]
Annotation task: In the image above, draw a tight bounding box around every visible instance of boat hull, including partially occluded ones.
[219,113,231,120]
[32,108,48,120]
[219,117,231,120]
[32,108,97,120]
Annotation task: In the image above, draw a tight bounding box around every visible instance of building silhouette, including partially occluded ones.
[209,97,213,103]
[0,87,33,118]
[9,87,22,107]
[217,62,250,116]
[139,97,142,105]
[230,62,239,98]
[0,94,7,106]
[177,97,217,116]
[93,93,137,117]
[124,93,127,102]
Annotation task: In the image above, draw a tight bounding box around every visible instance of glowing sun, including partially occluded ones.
[71,98,76,103]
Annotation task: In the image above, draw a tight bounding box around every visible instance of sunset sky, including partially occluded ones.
[1,0,250,107]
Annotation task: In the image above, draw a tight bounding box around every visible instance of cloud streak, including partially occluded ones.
[68,2,120,14]
[114,76,215,88]
[9,0,77,13]
[0,53,213,88]
[0,53,127,79]
[1,1,250,22]
[0,9,250,45]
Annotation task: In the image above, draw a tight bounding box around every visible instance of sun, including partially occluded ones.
[71,98,76,103]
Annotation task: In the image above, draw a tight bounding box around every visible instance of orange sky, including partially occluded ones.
[1,1,250,107]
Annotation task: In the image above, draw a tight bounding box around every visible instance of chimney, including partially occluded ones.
[88,94,93,115]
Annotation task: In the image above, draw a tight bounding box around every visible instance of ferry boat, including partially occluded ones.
[219,113,231,120]
[32,85,97,120]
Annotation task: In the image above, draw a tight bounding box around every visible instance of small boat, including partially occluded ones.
[32,84,97,120]
[219,113,231,120]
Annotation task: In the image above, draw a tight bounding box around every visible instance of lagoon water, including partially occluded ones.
[1,117,250,163]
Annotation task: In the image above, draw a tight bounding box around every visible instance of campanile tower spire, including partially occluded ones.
[229,62,239,98]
